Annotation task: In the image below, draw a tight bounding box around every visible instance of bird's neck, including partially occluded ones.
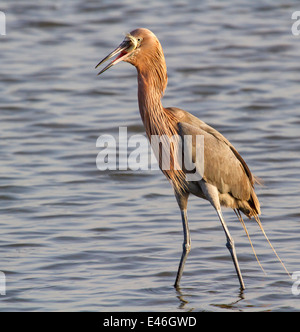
[136,68,186,194]
[137,70,177,138]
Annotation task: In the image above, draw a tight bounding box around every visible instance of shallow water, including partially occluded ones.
[0,0,300,311]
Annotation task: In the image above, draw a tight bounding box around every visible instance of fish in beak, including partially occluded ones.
[95,34,138,75]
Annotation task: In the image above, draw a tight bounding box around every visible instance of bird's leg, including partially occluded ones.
[216,209,245,290]
[174,209,191,288]
[199,181,245,290]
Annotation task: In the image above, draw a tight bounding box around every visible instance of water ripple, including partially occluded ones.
[0,0,300,312]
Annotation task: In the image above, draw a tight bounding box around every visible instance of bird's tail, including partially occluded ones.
[253,214,291,278]
[235,210,266,275]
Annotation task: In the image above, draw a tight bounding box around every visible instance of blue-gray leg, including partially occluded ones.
[200,181,246,290]
[174,209,191,288]
[216,209,245,290]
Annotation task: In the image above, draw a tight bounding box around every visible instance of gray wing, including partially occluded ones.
[167,107,253,201]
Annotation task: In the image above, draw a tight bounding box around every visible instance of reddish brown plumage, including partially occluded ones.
[124,28,260,219]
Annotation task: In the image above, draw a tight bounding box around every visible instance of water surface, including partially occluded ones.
[0,0,300,311]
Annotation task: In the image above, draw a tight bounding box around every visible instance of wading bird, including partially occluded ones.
[96,28,289,290]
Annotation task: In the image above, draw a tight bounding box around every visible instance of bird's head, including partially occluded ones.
[96,28,165,76]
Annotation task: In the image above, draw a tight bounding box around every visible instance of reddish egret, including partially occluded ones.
[96,28,289,290]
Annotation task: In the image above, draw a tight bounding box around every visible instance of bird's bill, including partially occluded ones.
[95,40,132,75]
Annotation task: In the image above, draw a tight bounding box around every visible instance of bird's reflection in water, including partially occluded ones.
[175,286,245,311]
[175,287,191,310]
